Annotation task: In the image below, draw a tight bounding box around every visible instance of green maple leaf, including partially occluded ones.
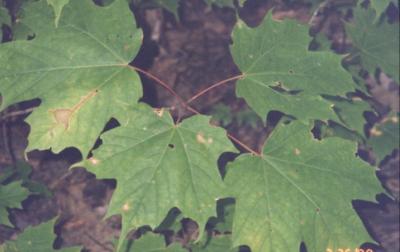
[123,233,186,251]
[1,162,51,196]
[3,218,81,252]
[46,0,69,27]
[224,121,382,252]
[332,97,372,135]
[369,0,398,22]
[232,15,354,122]
[80,104,236,251]
[46,0,123,26]
[0,181,29,227]
[192,235,237,252]
[213,198,235,233]
[0,0,142,156]
[211,104,233,127]
[346,6,399,83]
[367,113,399,163]
[155,208,183,233]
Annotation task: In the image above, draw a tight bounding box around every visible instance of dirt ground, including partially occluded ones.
[0,0,399,251]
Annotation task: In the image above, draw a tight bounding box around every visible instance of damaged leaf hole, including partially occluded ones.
[168,143,175,149]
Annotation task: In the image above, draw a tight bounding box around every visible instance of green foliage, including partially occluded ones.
[0,0,393,251]
[211,103,261,128]
[213,198,235,233]
[0,0,143,156]
[123,233,185,252]
[0,161,50,227]
[1,162,51,196]
[369,0,398,22]
[232,16,354,122]
[346,6,399,83]
[2,218,81,252]
[155,208,183,233]
[192,235,237,252]
[225,121,382,252]
[0,181,29,226]
[316,120,364,144]
[190,200,238,251]
[331,97,372,135]
[367,113,399,163]
[46,0,69,26]
[211,103,233,126]
[81,103,235,250]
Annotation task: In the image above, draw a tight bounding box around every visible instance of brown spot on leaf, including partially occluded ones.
[52,109,73,129]
[153,108,164,117]
[294,148,301,155]
[122,203,130,212]
[370,127,383,136]
[196,132,207,144]
[50,90,98,131]
[89,157,100,165]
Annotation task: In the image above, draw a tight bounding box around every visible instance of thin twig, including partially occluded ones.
[308,0,329,26]
[128,65,259,155]
[186,74,244,104]
[84,231,113,252]
[128,65,198,115]
[227,133,260,156]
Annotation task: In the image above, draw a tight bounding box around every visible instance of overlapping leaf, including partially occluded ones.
[332,97,372,135]
[124,233,186,252]
[0,2,11,41]
[232,15,354,122]
[367,113,399,163]
[214,198,235,233]
[81,104,236,251]
[192,235,237,252]
[0,181,29,226]
[370,0,398,22]
[346,6,399,83]
[0,0,142,155]
[47,0,70,26]
[1,162,51,196]
[2,218,81,252]
[224,121,382,252]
